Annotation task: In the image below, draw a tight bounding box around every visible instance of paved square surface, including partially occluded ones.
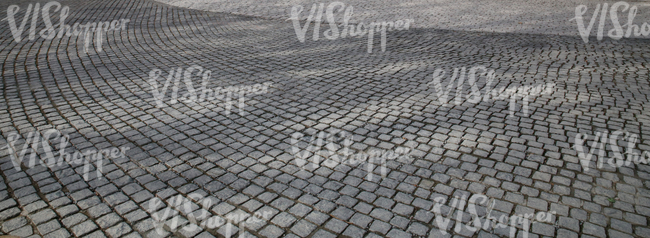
[1,0,650,237]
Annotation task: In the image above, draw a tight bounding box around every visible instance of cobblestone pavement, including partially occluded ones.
[157,0,650,37]
[1,0,650,238]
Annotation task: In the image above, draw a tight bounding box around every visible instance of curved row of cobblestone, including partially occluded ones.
[0,0,649,237]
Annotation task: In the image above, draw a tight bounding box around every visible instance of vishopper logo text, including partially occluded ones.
[574,130,649,171]
[289,1,413,53]
[3,129,129,181]
[431,194,555,238]
[148,65,272,115]
[290,130,413,181]
[148,193,272,237]
[4,1,130,54]
[428,66,555,117]
[572,1,650,43]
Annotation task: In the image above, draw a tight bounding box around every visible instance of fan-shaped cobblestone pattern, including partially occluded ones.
[0,0,650,237]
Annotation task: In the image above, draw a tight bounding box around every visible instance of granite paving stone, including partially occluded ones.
[1,0,649,237]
